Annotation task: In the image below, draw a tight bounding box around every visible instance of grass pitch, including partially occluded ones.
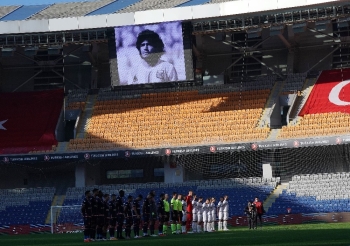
[1,223,350,246]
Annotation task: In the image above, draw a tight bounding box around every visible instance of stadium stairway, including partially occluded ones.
[45,194,66,224]
[76,94,97,139]
[264,183,289,213]
[258,80,285,128]
[266,129,280,141]
[56,142,68,153]
[289,78,317,126]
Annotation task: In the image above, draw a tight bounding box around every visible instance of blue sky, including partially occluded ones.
[0,0,95,6]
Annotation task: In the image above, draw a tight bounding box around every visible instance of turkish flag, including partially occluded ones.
[300,68,350,116]
[0,89,63,154]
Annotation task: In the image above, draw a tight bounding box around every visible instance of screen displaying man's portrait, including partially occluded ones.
[115,21,186,85]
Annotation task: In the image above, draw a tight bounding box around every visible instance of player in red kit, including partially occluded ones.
[185,190,193,233]
[253,197,265,229]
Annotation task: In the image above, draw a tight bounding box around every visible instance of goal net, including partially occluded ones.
[176,144,350,181]
[50,205,83,234]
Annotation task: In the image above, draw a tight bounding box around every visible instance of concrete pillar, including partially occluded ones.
[75,163,86,187]
[164,158,184,184]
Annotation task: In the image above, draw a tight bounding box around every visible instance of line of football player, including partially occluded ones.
[81,189,229,242]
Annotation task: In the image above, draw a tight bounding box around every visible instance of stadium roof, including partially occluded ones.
[0,5,50,21]
[0,0,94,5]
[0,0,348,35]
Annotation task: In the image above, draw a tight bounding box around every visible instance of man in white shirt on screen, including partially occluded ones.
[128,29,178,84]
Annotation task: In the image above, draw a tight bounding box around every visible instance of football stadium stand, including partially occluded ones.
[67,85,271,150]
[278,112,350,139]
[268,173,350,215]
[278,69,350,139]
[0,187,55,225]
[281,73,307,94]
[0,89,63,154]
[65,89,88,111]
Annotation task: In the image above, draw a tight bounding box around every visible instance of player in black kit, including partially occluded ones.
[96,190,105,240]
[90,188,99,241]
[102,194,110,240]
[157,193,166,236]
[81,190,92,243]
[109,194,117,240]
[116,190,125,239]
[132,194,143,238]
[149,191,158,237]
[124,195,133,239]
[142,193,152,237]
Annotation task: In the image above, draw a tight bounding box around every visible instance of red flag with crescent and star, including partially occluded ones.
[300,68,350,116]
[0,89,63,154]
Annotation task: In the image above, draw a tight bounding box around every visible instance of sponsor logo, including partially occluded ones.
[44,155,50,161]
[210,146,216,153]
[84,153,90,160]
[3,157,9,163]
[336,137,343,145]
[251,143,258,150]
[293,140,300,148]
[165,149,171,156]
[125,151,131,158]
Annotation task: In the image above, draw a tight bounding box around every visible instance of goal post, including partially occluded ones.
[50,205,83,234]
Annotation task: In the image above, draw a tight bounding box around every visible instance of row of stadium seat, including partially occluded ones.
[65,89,88,110]
[268,172,350,214]
[67,88,270,149]
[0,187,55,195]
[282,73,307,93]
[278,112,350,139]
[0,187,55,226]
[291,172,350,181]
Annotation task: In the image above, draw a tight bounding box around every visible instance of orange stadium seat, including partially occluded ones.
[66,88,273,149]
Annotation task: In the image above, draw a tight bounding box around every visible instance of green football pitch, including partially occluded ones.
[1,223,350,246]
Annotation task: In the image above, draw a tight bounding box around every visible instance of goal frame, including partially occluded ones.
[50,205,81,234]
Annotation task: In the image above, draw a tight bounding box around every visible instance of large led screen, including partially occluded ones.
[114,21,187,85]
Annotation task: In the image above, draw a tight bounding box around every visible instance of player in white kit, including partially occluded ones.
[217,197,224,231]
[196,197,203,233]
[210,198,216,232]
[222,195,229,231]
[206,198,212,232]
[191,194,198,233]
[202,198,209,232]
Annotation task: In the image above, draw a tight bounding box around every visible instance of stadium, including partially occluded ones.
[1,0,350,244]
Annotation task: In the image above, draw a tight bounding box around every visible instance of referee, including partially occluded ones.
[163,194,170,234]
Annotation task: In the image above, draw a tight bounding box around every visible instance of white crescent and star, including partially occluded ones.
[0,119,7,130]
[328,79,350,106]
